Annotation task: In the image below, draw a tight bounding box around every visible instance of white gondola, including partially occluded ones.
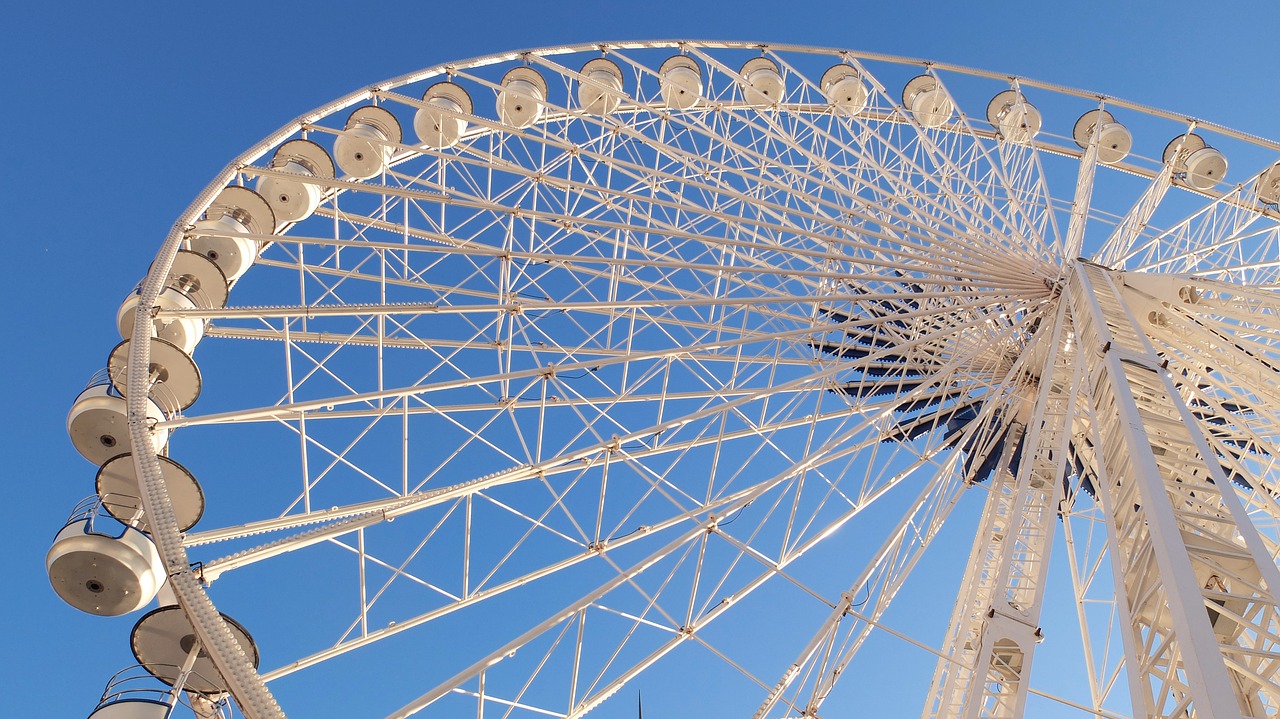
[164,249,229,309]
[1185,148,1229,190]
[333,105,402,180]
[414,81,472,149]
[107,337,202,412]
[97,453,205,533]
[578,58,625,116]
[1118,271,1193,331]
[1258,162,1280,205]
[67,379,168,465]
[186,186,276,284]
[131,606,260,696]
[117,286,204,356]
[659,55,702,110]
[47,497,165,616]
[496,67,548,129]
[902,75,953,128]
[1163,133,1228,190]
[1072,109,1132,164]
[740,57,784,106]
[115,249,229,360]
[255,139,335,226]
[820,64,868,115]
[985,89,1041,142]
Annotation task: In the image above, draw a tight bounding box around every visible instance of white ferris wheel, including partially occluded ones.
[48,40,1280,719]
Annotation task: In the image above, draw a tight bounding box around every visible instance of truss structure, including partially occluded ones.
[61,41,1280,719]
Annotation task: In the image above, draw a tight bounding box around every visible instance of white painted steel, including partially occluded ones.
[60,41,1280,719]
[1068,263,1280,717]
[921,299,1079,719]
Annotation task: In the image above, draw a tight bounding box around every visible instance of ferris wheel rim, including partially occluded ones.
[163,39,1280,245]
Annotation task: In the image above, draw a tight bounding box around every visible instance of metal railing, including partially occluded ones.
[94,664,232,718]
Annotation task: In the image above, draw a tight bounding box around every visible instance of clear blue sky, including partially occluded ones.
[4,1,1279,717]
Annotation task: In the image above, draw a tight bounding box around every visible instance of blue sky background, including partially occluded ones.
[4,1,1280,716]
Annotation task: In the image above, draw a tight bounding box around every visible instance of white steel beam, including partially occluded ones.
[1064,126,1101,260]
[922,296,1078,719]
[1068,260,1280,718]
[1095,160,1175,268]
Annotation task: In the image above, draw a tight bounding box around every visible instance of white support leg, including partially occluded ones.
[1068,260,1280,719]
[923,297,1078,719]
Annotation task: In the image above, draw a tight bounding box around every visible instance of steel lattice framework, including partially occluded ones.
[59,41,1280,719]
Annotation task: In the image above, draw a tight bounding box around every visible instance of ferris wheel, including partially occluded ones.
[48,40,1280,719]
